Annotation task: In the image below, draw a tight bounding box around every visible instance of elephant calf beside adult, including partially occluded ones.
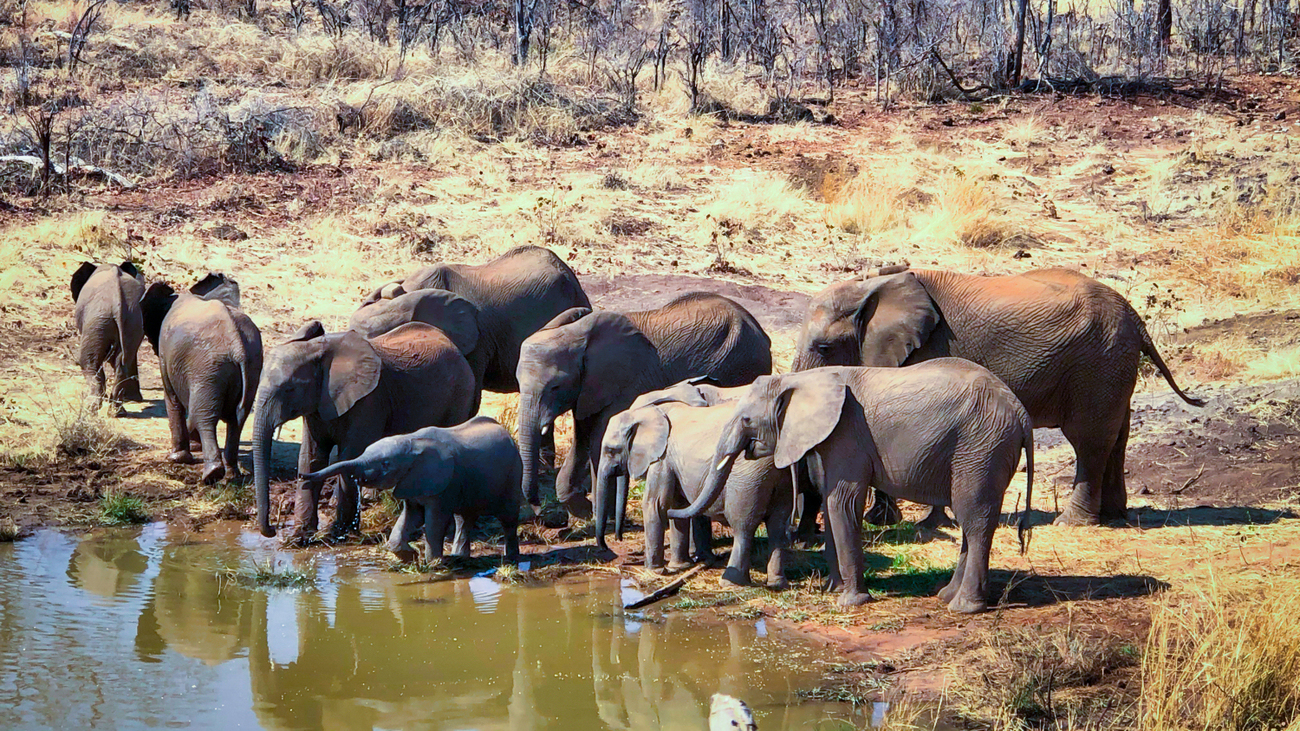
[358,246,591,394]
[252,321,476,544]
[516,293,773,524]
[141,273,262,485]
[70,261,146,413]
[792,265,1203,527]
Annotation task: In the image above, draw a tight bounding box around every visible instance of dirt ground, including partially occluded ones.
[3,75,1300,725]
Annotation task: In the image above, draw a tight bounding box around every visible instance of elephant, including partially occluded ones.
[791,265,1203,527]
[359,246,591,394]
[597,400,794,589]
[302,417,522,563]
[671,360,1034,613]
[141,273,262,485]
[252,320,477,544]
[514,293,773,524]
[70,261,146,412]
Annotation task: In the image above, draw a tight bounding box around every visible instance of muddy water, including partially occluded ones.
[0,522,864,730]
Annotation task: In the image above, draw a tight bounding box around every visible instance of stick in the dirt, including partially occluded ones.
[623,565,706,610]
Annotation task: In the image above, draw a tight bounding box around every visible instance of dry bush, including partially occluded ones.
[1142,573,1300,731]
[824,173,910,235]
[53,400,133,460]
[915,171,1016,249]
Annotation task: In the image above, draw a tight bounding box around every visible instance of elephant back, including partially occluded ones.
[630,292,773,387]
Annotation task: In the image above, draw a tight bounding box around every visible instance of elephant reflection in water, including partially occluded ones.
[66,533,151,600]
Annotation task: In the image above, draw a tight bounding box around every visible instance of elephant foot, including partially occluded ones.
[564,497,594,521]
[917,506,957,530]
[201,463,226,485]
[837,591,874,607]
[667,560,693,573]
[120,384,145,403]
[936,581,959,605]
[864,498,902,527]
[389,545,418,563]
[721,567,751,587]
[766,576,789,591]
[648,565,671,576]
[947,595,988,614]
[168,450,197,465]
[693,551,719,567]
[279,531,314,548]
[1053,507,1101,527]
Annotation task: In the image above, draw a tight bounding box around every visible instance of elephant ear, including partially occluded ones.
[190,272,241,309]
[393,438,454,500]
[404,265,453,292]
[140,282,177,355]
[575,312,658,421]
[854,272,940,367]
[288,320,326,342]
[409,290,480,355]
[627,407,671,478]
[119,261,142,280]
[542,307,593,330]
[319,331,382,420]
[774,371,847,470]
[70,262,97,303]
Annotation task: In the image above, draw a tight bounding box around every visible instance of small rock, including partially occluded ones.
[1275,111,1287,121]
[1102,163,1116,175]
[1013,249,1031,259]
[210,223,248,241]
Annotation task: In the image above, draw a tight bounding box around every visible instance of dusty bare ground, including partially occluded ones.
[3,78,1300,725]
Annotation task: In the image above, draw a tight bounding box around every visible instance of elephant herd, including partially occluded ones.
[69,247,1203,613]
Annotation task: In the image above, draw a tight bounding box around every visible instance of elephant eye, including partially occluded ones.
[815,342,832,355]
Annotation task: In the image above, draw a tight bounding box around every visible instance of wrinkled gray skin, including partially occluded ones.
[141,273,262,485]
[252,321,476,545]
[515,293,773,525]
[628,377,823,548]
[792,266,1202,527]
[303,417,522,563]
[70,261,145,413]
[359,246,591,394]
[599,401,794,589]
[672,361,1034,613]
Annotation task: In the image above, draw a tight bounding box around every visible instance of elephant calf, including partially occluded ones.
[673,360,1034,613]
[70,261,146,413]
[303,417,522,564]
[599,400,794,589]
[142,274,262,484]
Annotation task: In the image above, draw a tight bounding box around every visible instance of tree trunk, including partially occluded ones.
[1012,0,1029,86]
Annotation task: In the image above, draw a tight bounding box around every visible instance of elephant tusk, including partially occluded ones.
[716,456,731,471]
[540,424,551,436]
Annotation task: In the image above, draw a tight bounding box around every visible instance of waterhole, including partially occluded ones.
[0,522,869,730]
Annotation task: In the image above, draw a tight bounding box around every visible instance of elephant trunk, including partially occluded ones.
[614,474,629,541]
[517,397,546,506]
[668,451,736,520]
[593,461,614,550]
[303,461,351,483]
[251,406,279,538]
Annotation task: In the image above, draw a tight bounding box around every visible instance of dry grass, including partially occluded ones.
[1142,572,1300,731]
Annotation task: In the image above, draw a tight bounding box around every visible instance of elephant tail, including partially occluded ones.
[1137,319,1206,407]
[237,358,251,425]
[1018,425,1034,555]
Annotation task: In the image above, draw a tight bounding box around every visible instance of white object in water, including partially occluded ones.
[709,694,757,730]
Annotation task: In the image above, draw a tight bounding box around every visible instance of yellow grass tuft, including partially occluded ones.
[823,174,909,235]
[915,172,1015,249]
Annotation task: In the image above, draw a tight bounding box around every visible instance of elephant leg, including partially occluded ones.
[386,500,423,561]
[721,520,754,587]
[116,339,143,403]
[644,501,668,571]
[556,420,593,519]
[422,504,450,564]
[325,472,361,539]
[936,534,968,605]
[948,495,997,614]
[499,509,520,564]
[826,479,871,607]
[223,418,243,479]
[164,386,194,465]
[795,488,822,547]
[1055,422,1120,526]
[1100,408,1132,521]
[668,517,693,572]
[916,505,957,530]
[196,413,226,485]
[287,436,330,545]
[764,512,790,591]
[863,488,902,526]
[690,517,716,566]
[451,514,474,558]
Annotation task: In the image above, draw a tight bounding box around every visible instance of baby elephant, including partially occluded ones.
[142,274,262,484]
[302,417,522,563]
[671,360,1034,613]
[70,261,146,412]
[598,401,794,589]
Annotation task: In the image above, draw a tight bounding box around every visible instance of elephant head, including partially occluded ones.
[669,370,846,520]
[793,267,939,371]
[515,307,660,508]
[140,273,242,354]
[349,289,480,356]
[629,375,746,411]
[301,433,443,498]
[595,406,670,545]
[251,322,382,537]
[70,260,141,302]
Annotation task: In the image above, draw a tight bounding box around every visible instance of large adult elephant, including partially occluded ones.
[359,246,591,394]
[516,293,772,522]
[792,265,1203,526]
[251,321,476,544]
[70,261,146,412]
[141,273,262,484]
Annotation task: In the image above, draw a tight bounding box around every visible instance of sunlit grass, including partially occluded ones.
[99,490,149,525]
